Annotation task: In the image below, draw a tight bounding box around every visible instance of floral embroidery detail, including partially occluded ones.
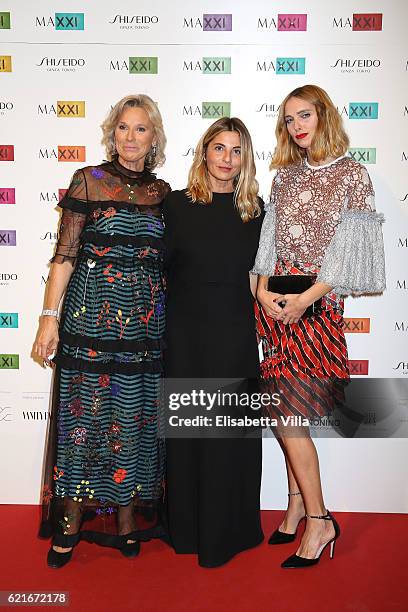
[113,468,127,483]
[53,466,64,481]
[109,422,121,435]
[146,183,160,198]
[98,374,110,387]
[70,427,87,445]
[102,207,116,218]
[116,309,131,339]
[91,167,104,179]
[42,485,53,504]
[88,349,98,358]
[69,398,84,418]
[91,208,102,220]
[92,246,112,257]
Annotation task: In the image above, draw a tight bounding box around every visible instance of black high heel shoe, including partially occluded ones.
[119,534,141,558]
[281,510,340,568]
[47,532,81,569]
[269,492,306,545]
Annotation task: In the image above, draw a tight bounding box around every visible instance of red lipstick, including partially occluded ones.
[295,133,308,140]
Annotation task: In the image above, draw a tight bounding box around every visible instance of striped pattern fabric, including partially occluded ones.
[255,260,349,419]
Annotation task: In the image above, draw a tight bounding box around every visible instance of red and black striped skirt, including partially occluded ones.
[254,261,350,419]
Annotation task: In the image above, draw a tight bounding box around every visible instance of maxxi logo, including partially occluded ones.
[349,148,376,164]
[0,12,11,29]
[0,313,18,328]
[0,354,19,369]
[0,188,15,204]
[0,230,16,246]
[183,102,231,118]
[257,14,307,31]
[0,56,12,72]
[348,360,369,375]
[38,101,86,117]
[349,103,378,119]
[110,57,158,74]
[333,14,383,31]
[343,318,371,333]
[183,57,231,74]
[0,145,14,161]
[257,58,305,74]
[183,14,232,31]
[35,13,85,30]
[38,147,86,162]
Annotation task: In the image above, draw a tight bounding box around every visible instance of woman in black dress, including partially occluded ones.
[163,117,264,567]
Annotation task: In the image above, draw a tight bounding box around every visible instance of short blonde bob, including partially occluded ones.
[187,117,260,222]
[271,84,349,169]
[101,94,166,171]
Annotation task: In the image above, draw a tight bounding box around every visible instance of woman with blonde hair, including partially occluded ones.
[163,117,264,567]
[34,94,170,567]
[253,84,385,567]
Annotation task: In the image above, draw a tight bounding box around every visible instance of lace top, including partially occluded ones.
[273,156,373,266]
[53,157,170,265]
[252,156,386,295]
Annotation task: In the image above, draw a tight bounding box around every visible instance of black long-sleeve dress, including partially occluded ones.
[163,189,264,567]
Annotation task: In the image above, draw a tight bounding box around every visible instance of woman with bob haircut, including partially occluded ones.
[163,117,264,567]
[34,94,170,567]
[253,84,385,568]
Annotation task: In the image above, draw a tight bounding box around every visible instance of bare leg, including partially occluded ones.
[276,438,305,533]
[53,497,82,553]
[117,503,137,544]
[278,427,335,558]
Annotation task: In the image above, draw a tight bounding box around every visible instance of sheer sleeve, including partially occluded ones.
[51,169,88,265]
[250,174,278,275]
[317,165,386,295]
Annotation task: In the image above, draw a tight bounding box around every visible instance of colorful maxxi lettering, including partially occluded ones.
[349,103,378,119]
[57,146,86,161]
[201,102,231,118]
[0,230,16,245]
[349,149,376,164]
[0,354,19,369]
[55,13,84,30]
[277,14,307,31]
[203,14,232,31]
[0,145,14,161]
[0,188,15,204]
[0,313,18,328]
[276,58,305,74]
[129,57,158,74]
[352,14,382,31]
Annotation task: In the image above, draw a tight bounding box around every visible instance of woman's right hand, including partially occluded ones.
[33,317,59,366]
[257,288,284,320]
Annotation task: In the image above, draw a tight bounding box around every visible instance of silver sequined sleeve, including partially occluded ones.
[317,209,386,295]
[250,197,277,276]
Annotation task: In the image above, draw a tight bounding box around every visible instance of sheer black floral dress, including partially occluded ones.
[39,157,170,553]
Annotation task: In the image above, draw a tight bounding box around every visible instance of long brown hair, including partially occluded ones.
[187,117,260,222]
[271,84,349,168]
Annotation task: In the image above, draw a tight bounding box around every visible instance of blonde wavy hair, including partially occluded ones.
[101,94,166,171]
[187,117,261,222]
[271,84,349,169]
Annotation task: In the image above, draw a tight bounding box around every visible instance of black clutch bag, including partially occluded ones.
[267,275,322,318]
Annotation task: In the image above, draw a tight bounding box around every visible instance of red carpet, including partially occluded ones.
[0,506,406,611]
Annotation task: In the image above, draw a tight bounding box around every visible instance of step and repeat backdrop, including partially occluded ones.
[1,1,407,510]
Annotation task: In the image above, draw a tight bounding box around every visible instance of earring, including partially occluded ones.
[151,144,157,157]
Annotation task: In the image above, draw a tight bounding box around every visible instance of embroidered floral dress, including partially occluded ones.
[252,156,385,419]
[40,157,170,548]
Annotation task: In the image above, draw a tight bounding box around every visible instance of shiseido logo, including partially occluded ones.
[256,102,281,118]
[108,15,158,29]
[394,362,408,374]
[331,58,381,73]
[349,148,376,164]
[37,101,86,117]
[0,12,11,29]
[40,231,58,243]
[337,103,379,119]
[348,360,369,375]
[35,13,85,30]
[22,411,49,421]
[183,14,232,31]
[394,322,408,332]
[255,151,273,162]
[332,14,383,31]
[0,230,16,246]
[0,313,18,328]
[0,188,15,204]
[182,102,231,118]
[0,273,18,287]
[0,354,19,369]
[36,57,85,72]
[0,56,12,72]
[0,101,14,116]
[109,57,158,74]
[183,57,231,74]
[343,318,371,333]
[182,147,196,157]
[256,58,306,74]
[396,280,407,290]
[38,147,86,161]
[257,14,307,31]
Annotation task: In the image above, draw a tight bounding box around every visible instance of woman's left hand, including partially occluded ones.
[275,293,309,324]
